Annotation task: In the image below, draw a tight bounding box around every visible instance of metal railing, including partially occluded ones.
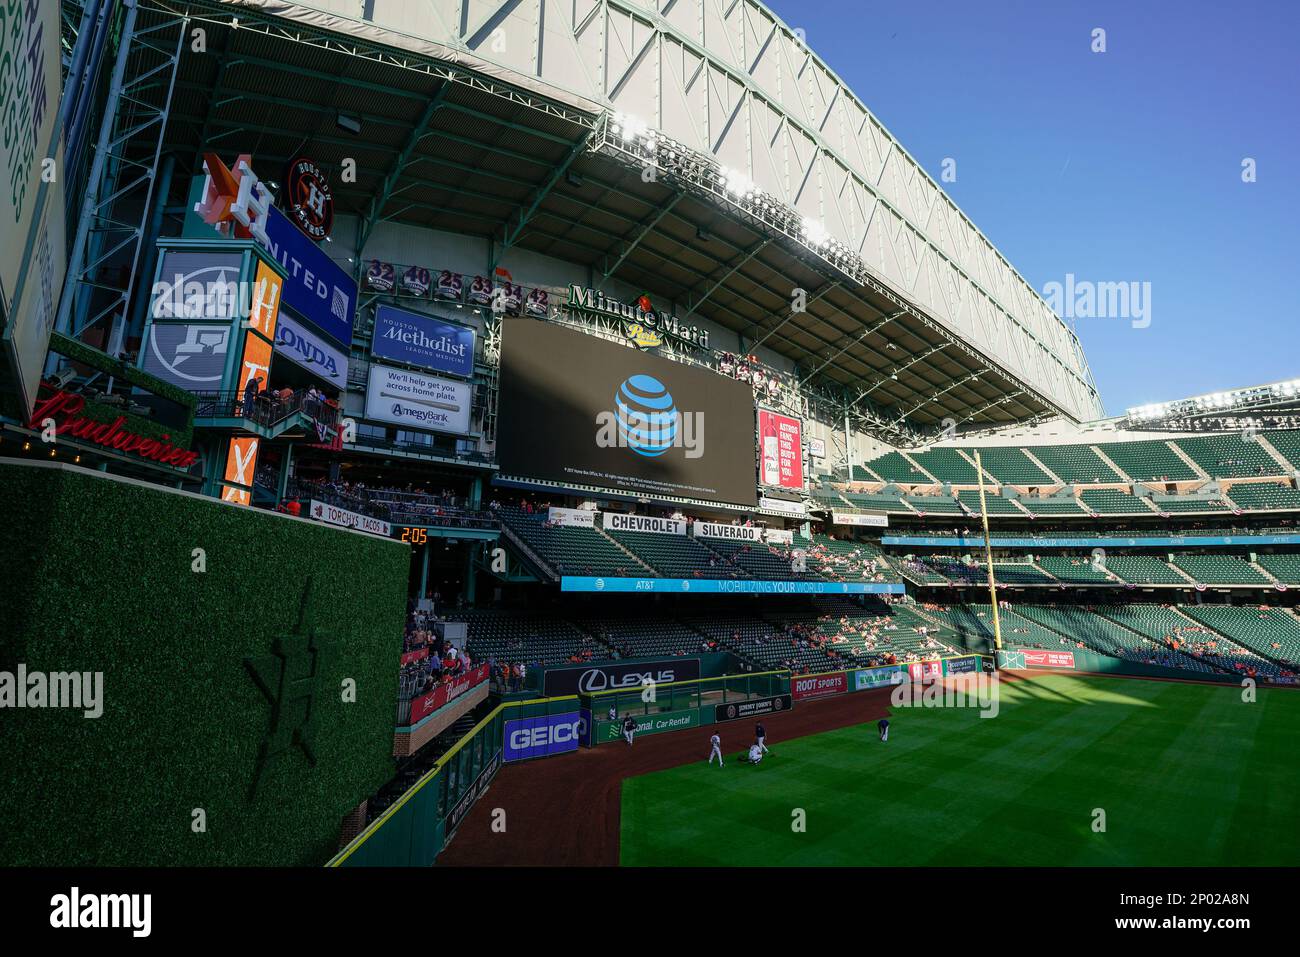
[192,389,340,433]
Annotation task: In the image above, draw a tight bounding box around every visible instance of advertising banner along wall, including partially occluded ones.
[496,318,758,506]
[407,664,491,726]
[603,512,685,536]
[365,364,472,434]
[503,711,588,761]
[594,708,698,744]
[1020,649,1077,669]
[275,312,348,384]
[853,665,904,690]
[832,511,890,527]
[692,521,762,542]
[542,658,700,697]
[758,409,804,490]
[261,205,355,346]
[309,500,392,537]
[791,672,847,701]
[714,694,792,722]
[547,506,595,528]
[371,304,475,378]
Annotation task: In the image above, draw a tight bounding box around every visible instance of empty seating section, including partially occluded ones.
[903,495,965,515]
[1262,430,1300,469]
[706,540,822,580]
[1096,440,1198,481]
[1021,497,1087,515]
[1079,488,1153,514]
[497,506,645,577]
[921,604,995,647]
[1226,482,1300,511]
[909,448,981,484]
[1174,434,1280,478]
[839,491,909,512]
[956,490,1024,515]
[1151,497,1229,513]
[1256,553,1300,584]
[586,618,706,658]
[1036,555,1113,583]
[1171,554,1271,585]
[1031,444,1123,483]
[1014,606,1216,673]
[1179,606,1300,670]
[994,563,1055,585]
[865,451,932,483]
[607,529,735,579]
[465,610,599,666]
[812,486,849,509]
[1105,555,1189,585]
[974,447,1053,485]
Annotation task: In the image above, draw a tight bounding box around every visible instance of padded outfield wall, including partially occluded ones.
[0,461,409,866]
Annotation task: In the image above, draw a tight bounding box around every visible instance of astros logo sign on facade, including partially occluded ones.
[284,156,334,242]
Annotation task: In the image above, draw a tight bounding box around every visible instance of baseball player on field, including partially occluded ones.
[755,721,770,755]
[622,714,637,745]
[708,732,723,766]
[745,743,764,765]
[878,717,889,742]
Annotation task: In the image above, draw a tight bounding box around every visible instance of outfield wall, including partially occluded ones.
[330,653,993,865]
[0,461,410,866]
[996,646,1243,685]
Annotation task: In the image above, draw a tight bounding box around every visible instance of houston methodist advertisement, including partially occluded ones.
[496,318,758,506]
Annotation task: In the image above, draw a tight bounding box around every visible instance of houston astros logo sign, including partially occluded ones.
[284,156,334,241]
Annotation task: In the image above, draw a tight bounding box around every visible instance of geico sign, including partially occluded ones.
[509,718,585,750]
[577,668,675,693]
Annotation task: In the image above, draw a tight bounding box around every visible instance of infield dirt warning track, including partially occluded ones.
[438,687,892,866]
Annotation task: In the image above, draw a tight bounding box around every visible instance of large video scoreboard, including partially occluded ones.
[496,318,759,507]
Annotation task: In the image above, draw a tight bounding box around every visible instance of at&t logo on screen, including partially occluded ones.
[595,373,703,458]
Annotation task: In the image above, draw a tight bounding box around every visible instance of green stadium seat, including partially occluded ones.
[972,447,1054,485]
[1096,440,1199,482]
[1030,444,1123,483]
[1174,434,1284,479]
[908,448,981,484]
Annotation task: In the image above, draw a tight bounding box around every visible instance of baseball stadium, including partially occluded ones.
[1,0,1297,878]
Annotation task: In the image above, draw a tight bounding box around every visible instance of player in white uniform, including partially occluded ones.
[708,733,723,766]
[746,743,764,764]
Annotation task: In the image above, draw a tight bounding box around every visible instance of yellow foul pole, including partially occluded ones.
[973,450,1003,650]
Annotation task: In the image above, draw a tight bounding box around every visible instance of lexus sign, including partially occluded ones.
[543,658,701,697]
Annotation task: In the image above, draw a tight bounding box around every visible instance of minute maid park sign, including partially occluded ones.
[565,285,709,351]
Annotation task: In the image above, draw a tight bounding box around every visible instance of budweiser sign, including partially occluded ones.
[30,390,199,469]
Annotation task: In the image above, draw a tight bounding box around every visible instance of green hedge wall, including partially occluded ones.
[0,462,410,866]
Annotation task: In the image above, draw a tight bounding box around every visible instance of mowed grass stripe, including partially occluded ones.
[619,674,1300,866]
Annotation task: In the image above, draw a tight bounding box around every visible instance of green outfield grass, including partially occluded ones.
[619,674,1300,866]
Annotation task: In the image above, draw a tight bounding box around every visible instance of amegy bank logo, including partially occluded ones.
[1042,273,1152,329]
[595,374,703,458]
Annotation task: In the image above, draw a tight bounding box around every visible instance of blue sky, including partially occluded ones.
[765,0,1299,417]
